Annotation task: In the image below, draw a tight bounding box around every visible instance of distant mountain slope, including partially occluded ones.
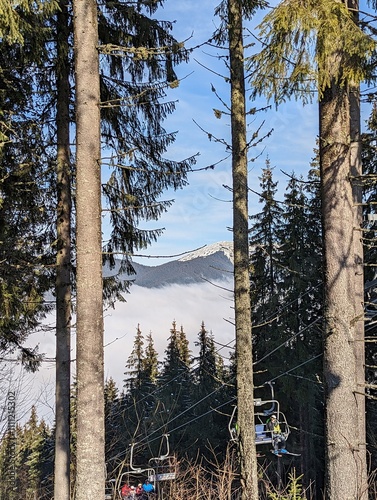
[179,241,233,263]
[106,241,234,289]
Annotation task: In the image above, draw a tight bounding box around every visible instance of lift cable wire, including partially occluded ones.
[110,313,322,426]
[253,317,321,368]
[108,349,322,464]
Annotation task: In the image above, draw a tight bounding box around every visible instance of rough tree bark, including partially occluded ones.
[320,80,366,500]
[73,0,105,498]
[320,1,368,497]
[349,3,368,498]
[54,0,72,497]
[228,0,258,498]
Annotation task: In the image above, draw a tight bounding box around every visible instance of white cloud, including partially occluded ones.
[18,279,235,426]
[104,280,235,386]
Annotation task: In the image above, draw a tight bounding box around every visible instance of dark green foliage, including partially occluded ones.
[101,326,161,474]
[104,378,120,448]
[188,322,233,457]
[107,321,232,470]
[150,322,194,453]
[250,161,324,492]
[122,326,158,447]
[0,27,56,363]
[249,160,284,361]
[0,407,54,499]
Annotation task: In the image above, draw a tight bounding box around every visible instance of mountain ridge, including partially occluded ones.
[178,241,233,263]
[106,241,234,289]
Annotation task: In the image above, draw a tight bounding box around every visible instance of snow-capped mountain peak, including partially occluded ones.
[105,241,234,288]
[178,241,233,263]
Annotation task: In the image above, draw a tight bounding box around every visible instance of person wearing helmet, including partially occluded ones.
[121,483,132,499]
[136,483,143,496]
[142,479,155,495]
[267,414,287,455]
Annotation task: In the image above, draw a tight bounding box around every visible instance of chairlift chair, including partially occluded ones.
[229,382,290,446]
[148,434,177,482]
[119,442,156,497]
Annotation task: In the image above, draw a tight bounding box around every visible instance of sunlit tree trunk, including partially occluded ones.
[320,1,367,497]
[73,0,105,498]
[348,4,368,498]
[54,1,72,498]
[350,88,368,499]
[228,0,258,498]
[320,79,365,500]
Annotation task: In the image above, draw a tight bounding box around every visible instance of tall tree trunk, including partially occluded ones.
[54,1,72,498]
[350,60,368,500]
[348,4,367,498]
[73,0,105,498]
[227,1,258,498]
[320,1,368,497]
[320,81,365,499]
[350,96,368,498]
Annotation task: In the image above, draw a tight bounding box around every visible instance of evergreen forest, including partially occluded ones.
[1,0,377,499]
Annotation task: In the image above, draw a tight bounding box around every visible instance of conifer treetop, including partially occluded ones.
[249,0,375,104]
[0,0,58,44]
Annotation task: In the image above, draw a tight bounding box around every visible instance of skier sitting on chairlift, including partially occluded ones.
[266,414,287,455]
[142,479,155,494]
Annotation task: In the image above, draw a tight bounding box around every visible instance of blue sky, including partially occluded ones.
[17,0,374,425]
[132,0,320,265]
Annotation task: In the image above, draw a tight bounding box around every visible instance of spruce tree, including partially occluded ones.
[190,322,226,454]
[120,326,159,464]
[15,407,53,499]
[124,324,145,394]
[123,325,149,444]
[97,0,197,275]
[104,377,121,465]
[144,332,159,386]
[155,322,193,455]
[276,172,324,491]
[250,161,283,364]
[0,0,57,363]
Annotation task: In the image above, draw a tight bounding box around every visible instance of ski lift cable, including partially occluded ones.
[109,355,225,421]
[134,396,237,458]
[115,315,322,423]
[252,281,323,330]
[166,397,237,436]
[267,354,322,384]
[214,281,324,355]
[136,383,234,446]
[112,319,241,420]
[253,317,321,367]
[286,372,322,385]
[107,382,235,462]
[112,290,325,429]
[107,394,238,464]
[131,353,323,449]
[108,350,323,464]
[157,353,323,441]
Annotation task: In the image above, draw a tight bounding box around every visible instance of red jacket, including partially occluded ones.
[121,484,131,496]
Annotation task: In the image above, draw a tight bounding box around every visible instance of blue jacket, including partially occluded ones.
[143,482,154,493]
